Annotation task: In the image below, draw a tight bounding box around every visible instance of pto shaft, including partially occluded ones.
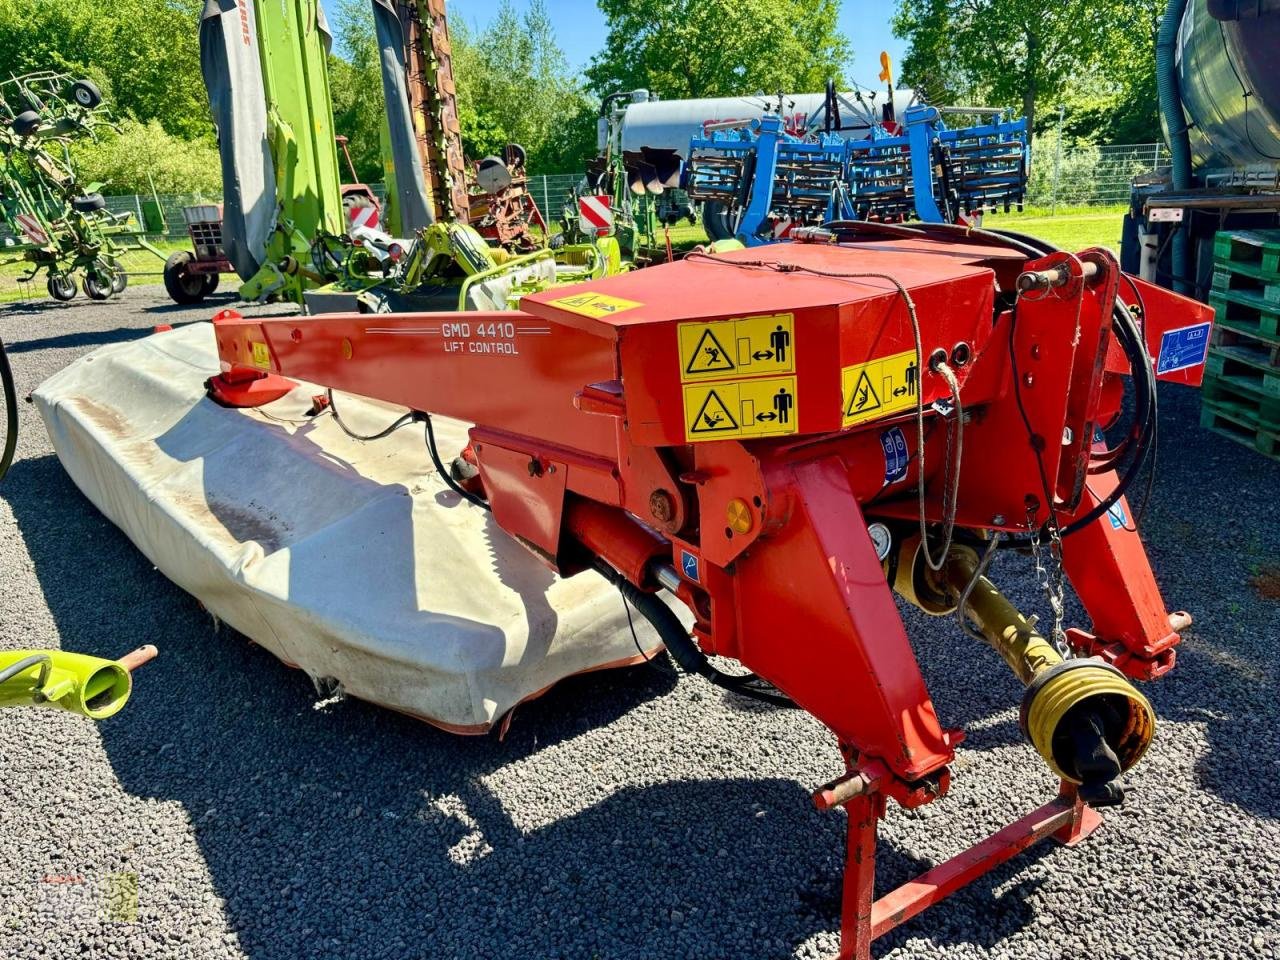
[897,541,1156,806]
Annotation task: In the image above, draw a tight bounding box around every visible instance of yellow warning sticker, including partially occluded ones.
[683,377,799,442]
[841,349,920,427]
[250,341,271,369]
[679,313,795,382]
[546,291,643,319]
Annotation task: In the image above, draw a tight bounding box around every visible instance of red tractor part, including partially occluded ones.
[207,230,1211,957]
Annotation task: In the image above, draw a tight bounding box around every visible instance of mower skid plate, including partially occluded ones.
[32,322,667,732]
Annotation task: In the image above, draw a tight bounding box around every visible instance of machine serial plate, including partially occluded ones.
[841,349,920,427]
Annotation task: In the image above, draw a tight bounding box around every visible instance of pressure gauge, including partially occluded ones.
[867,522,892,561]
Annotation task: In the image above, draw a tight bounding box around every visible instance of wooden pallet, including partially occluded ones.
[1208,290,1280,341]
[1203,350,1280,424]
[1200,393,1280,461]
[1212,228,1280,278]
[1210,266,1280,305]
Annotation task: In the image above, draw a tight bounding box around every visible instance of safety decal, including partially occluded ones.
[841,349,920,428]
[680,549,701,583]
[683,376,799,442]
[678,313,795,382]
[250,341,270,369]
[881,426,909,486]
[1107,501,1129,530]
[546,291,643,319]
[1155,322,1211,374]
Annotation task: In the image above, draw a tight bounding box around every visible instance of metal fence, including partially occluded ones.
[1027,142,1169,209]
[74,143,1167,230]
[525,174,582,223]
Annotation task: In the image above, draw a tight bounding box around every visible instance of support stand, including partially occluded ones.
[835,782,1101,959]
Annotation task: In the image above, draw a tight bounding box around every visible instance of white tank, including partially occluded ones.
[614,90,918,157]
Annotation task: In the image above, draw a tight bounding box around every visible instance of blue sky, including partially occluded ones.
[441,0,905,88]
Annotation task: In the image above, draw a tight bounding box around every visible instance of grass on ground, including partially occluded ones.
[0,237,188,304]
[656,204,1127,255]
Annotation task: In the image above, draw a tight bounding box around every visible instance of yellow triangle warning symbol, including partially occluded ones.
[846,370,882,417]
[685,328,736,376]
[690,389,740,433]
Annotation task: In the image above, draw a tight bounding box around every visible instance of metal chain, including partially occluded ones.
[1026,502,1070,658]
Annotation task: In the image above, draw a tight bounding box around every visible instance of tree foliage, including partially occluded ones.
[73,119,222,195]
[586,0,850,100]
[0,0,209,139]
[328,0,384,183]
[452,1,597,172]
[891,0,1158,145]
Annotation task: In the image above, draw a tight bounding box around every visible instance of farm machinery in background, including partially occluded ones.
[200,0,623,311]
[1122,0,1280,299]
[685,83,1028,245]
[0,72,168,301]
[559,90,692,255]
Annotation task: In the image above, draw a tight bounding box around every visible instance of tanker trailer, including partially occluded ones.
[575,86,917,247]
[1121,0,1280,298]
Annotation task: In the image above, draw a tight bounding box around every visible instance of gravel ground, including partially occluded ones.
[1,285,1278,960]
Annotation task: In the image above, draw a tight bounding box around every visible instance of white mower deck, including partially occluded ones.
[33,321,660,732]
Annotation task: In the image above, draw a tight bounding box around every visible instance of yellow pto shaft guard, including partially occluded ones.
[894,539,1155,805]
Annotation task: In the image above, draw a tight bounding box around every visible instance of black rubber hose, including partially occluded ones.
[595,562,795,708]
[0,337,17,483]
[327,389,415,441]
[420,413,491,511]
[982,230,1158,542]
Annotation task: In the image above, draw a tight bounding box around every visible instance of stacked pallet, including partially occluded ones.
[1201,229,1280,461]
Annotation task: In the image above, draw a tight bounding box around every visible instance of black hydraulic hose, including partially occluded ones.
[420,413,491,511]
[824,219,1049,260]
[824,220,1158,541]
[0,337,16,483]
[594,562,795,708]
[327,389,416,441]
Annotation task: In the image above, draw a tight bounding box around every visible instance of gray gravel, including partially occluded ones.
[1,284,1278,960]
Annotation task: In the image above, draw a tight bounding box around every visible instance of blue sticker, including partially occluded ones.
[1107,501,1128,530]
[680,549,701,583]
[1156,322,1210,375]
[880,426,909,486]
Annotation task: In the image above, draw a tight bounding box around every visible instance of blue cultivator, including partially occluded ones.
[685,98,1028,246]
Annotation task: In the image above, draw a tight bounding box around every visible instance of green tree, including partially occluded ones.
[328,0,384,182]
[452,1,597,172]
[0,0,209,139]
[586,0,850,100]
[73,119,222,195]
[1060,0,1162,144]
[891,0,1138,145]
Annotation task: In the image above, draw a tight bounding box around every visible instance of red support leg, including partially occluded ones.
[837,791,885,960]
[832,782,1104,959]
[1052,781,1104,847]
